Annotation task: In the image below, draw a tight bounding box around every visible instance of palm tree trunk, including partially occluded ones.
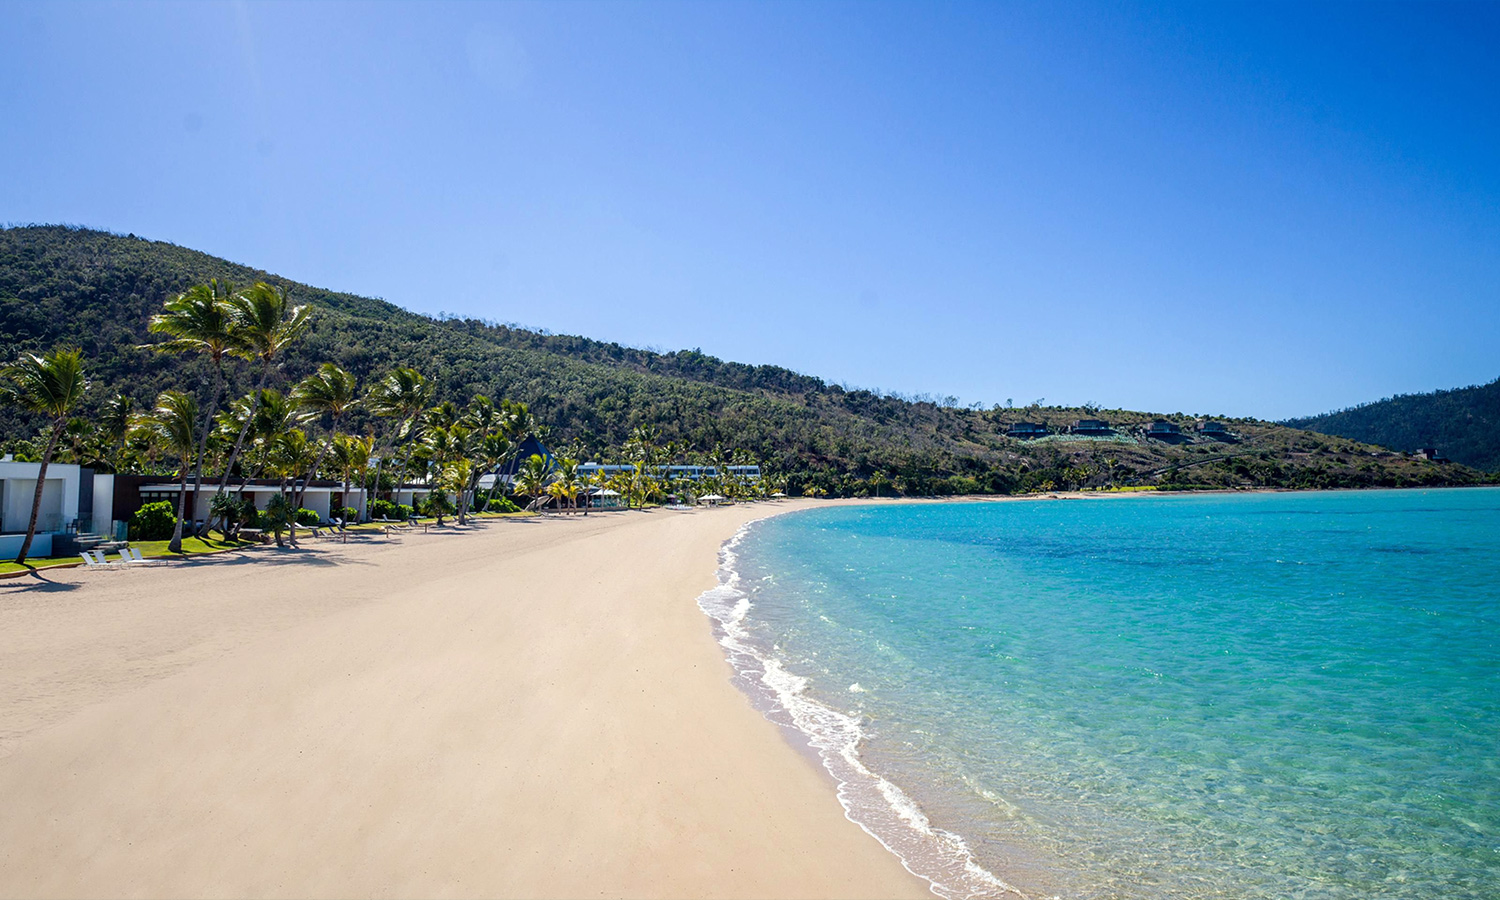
[458,469,482,525]
[369,456,384,505]
[218,362,270,496]
[169,458,190,554]
[190,362,227,539]
[292,425,335,523]
[14,420,64,565]
[284,478,301,548]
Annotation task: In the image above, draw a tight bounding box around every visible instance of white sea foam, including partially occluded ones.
[697,521,1027,900]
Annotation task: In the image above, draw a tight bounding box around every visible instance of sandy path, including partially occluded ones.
[0,504,928,899]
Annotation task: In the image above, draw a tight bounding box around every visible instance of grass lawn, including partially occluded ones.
[0,535,259,577]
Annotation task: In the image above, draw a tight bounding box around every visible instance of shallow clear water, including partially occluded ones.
[707,489,1500,899]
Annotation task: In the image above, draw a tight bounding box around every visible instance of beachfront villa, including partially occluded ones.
[112,474,370,530]
[0,459,117,558]
[1006,422,1050,439]
[1199,420,1229,435]
[1147,420,1184,437]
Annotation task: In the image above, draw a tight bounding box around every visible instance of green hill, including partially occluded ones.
[1,225,1491,494]
[1284,379,1500,472]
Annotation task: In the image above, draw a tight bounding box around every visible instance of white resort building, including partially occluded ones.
[0,458,117,558]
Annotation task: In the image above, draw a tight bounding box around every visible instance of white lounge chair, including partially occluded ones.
[80,550,118,567]
[121,548,149,565]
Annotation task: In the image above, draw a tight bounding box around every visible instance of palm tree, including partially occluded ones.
[549,456,576,513]
[498,399,536,445]
[0,348,88,564]
[55,417,104,468]
[98,392,135,471]
[366,367,433,503]
[329,433,373,531]
[546,478,572,513]
[556,457,581,513]
[146,280,243,544]
[466,431,514,520]
[261,491,294,548]
[512,453,552,512]
[577,466,601,514]
[217,282,312,494]
[425,400,461,432]
[625,426,660,509]
[129,391,199,553]
[266,428,316,546]
[436,458,471,527]
[709,444,731,496]
[221,389,306,482]
[289,363,358,515]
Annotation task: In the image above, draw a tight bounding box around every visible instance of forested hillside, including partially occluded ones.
[1285,380,1500,472]
[2,225,1491,494]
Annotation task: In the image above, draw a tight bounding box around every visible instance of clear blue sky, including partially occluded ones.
[3,1,1497,419]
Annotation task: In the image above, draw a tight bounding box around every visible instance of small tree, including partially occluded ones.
[0,348,88,564]
[425,488,456,526]
[129,500,178,542]
[262,492,294,547]
[512,453,552,512]
[130,390,200,553]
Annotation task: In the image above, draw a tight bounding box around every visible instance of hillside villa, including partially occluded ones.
[1006,422,1050,439]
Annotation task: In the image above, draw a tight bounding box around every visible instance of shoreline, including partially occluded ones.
[697,514,1025,900]
[0,503,928,898]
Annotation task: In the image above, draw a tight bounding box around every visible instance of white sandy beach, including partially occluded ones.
[0,503,928,899]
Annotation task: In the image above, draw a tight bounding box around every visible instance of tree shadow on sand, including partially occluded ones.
[172,547,376,569]
[0,571,82,593]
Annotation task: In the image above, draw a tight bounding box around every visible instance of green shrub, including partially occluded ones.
[294,507,321,526]
[368,499,413,521]
[235,497,259,528]
[337,506,360,523]
[129,500,177,541]
[261,494,293,540]
[485,495,521,513]
[422,490,455,520]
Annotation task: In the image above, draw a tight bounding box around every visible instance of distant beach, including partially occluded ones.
[0,503,925,898]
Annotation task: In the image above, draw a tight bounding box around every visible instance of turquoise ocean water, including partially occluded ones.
[698,489,1500,899]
